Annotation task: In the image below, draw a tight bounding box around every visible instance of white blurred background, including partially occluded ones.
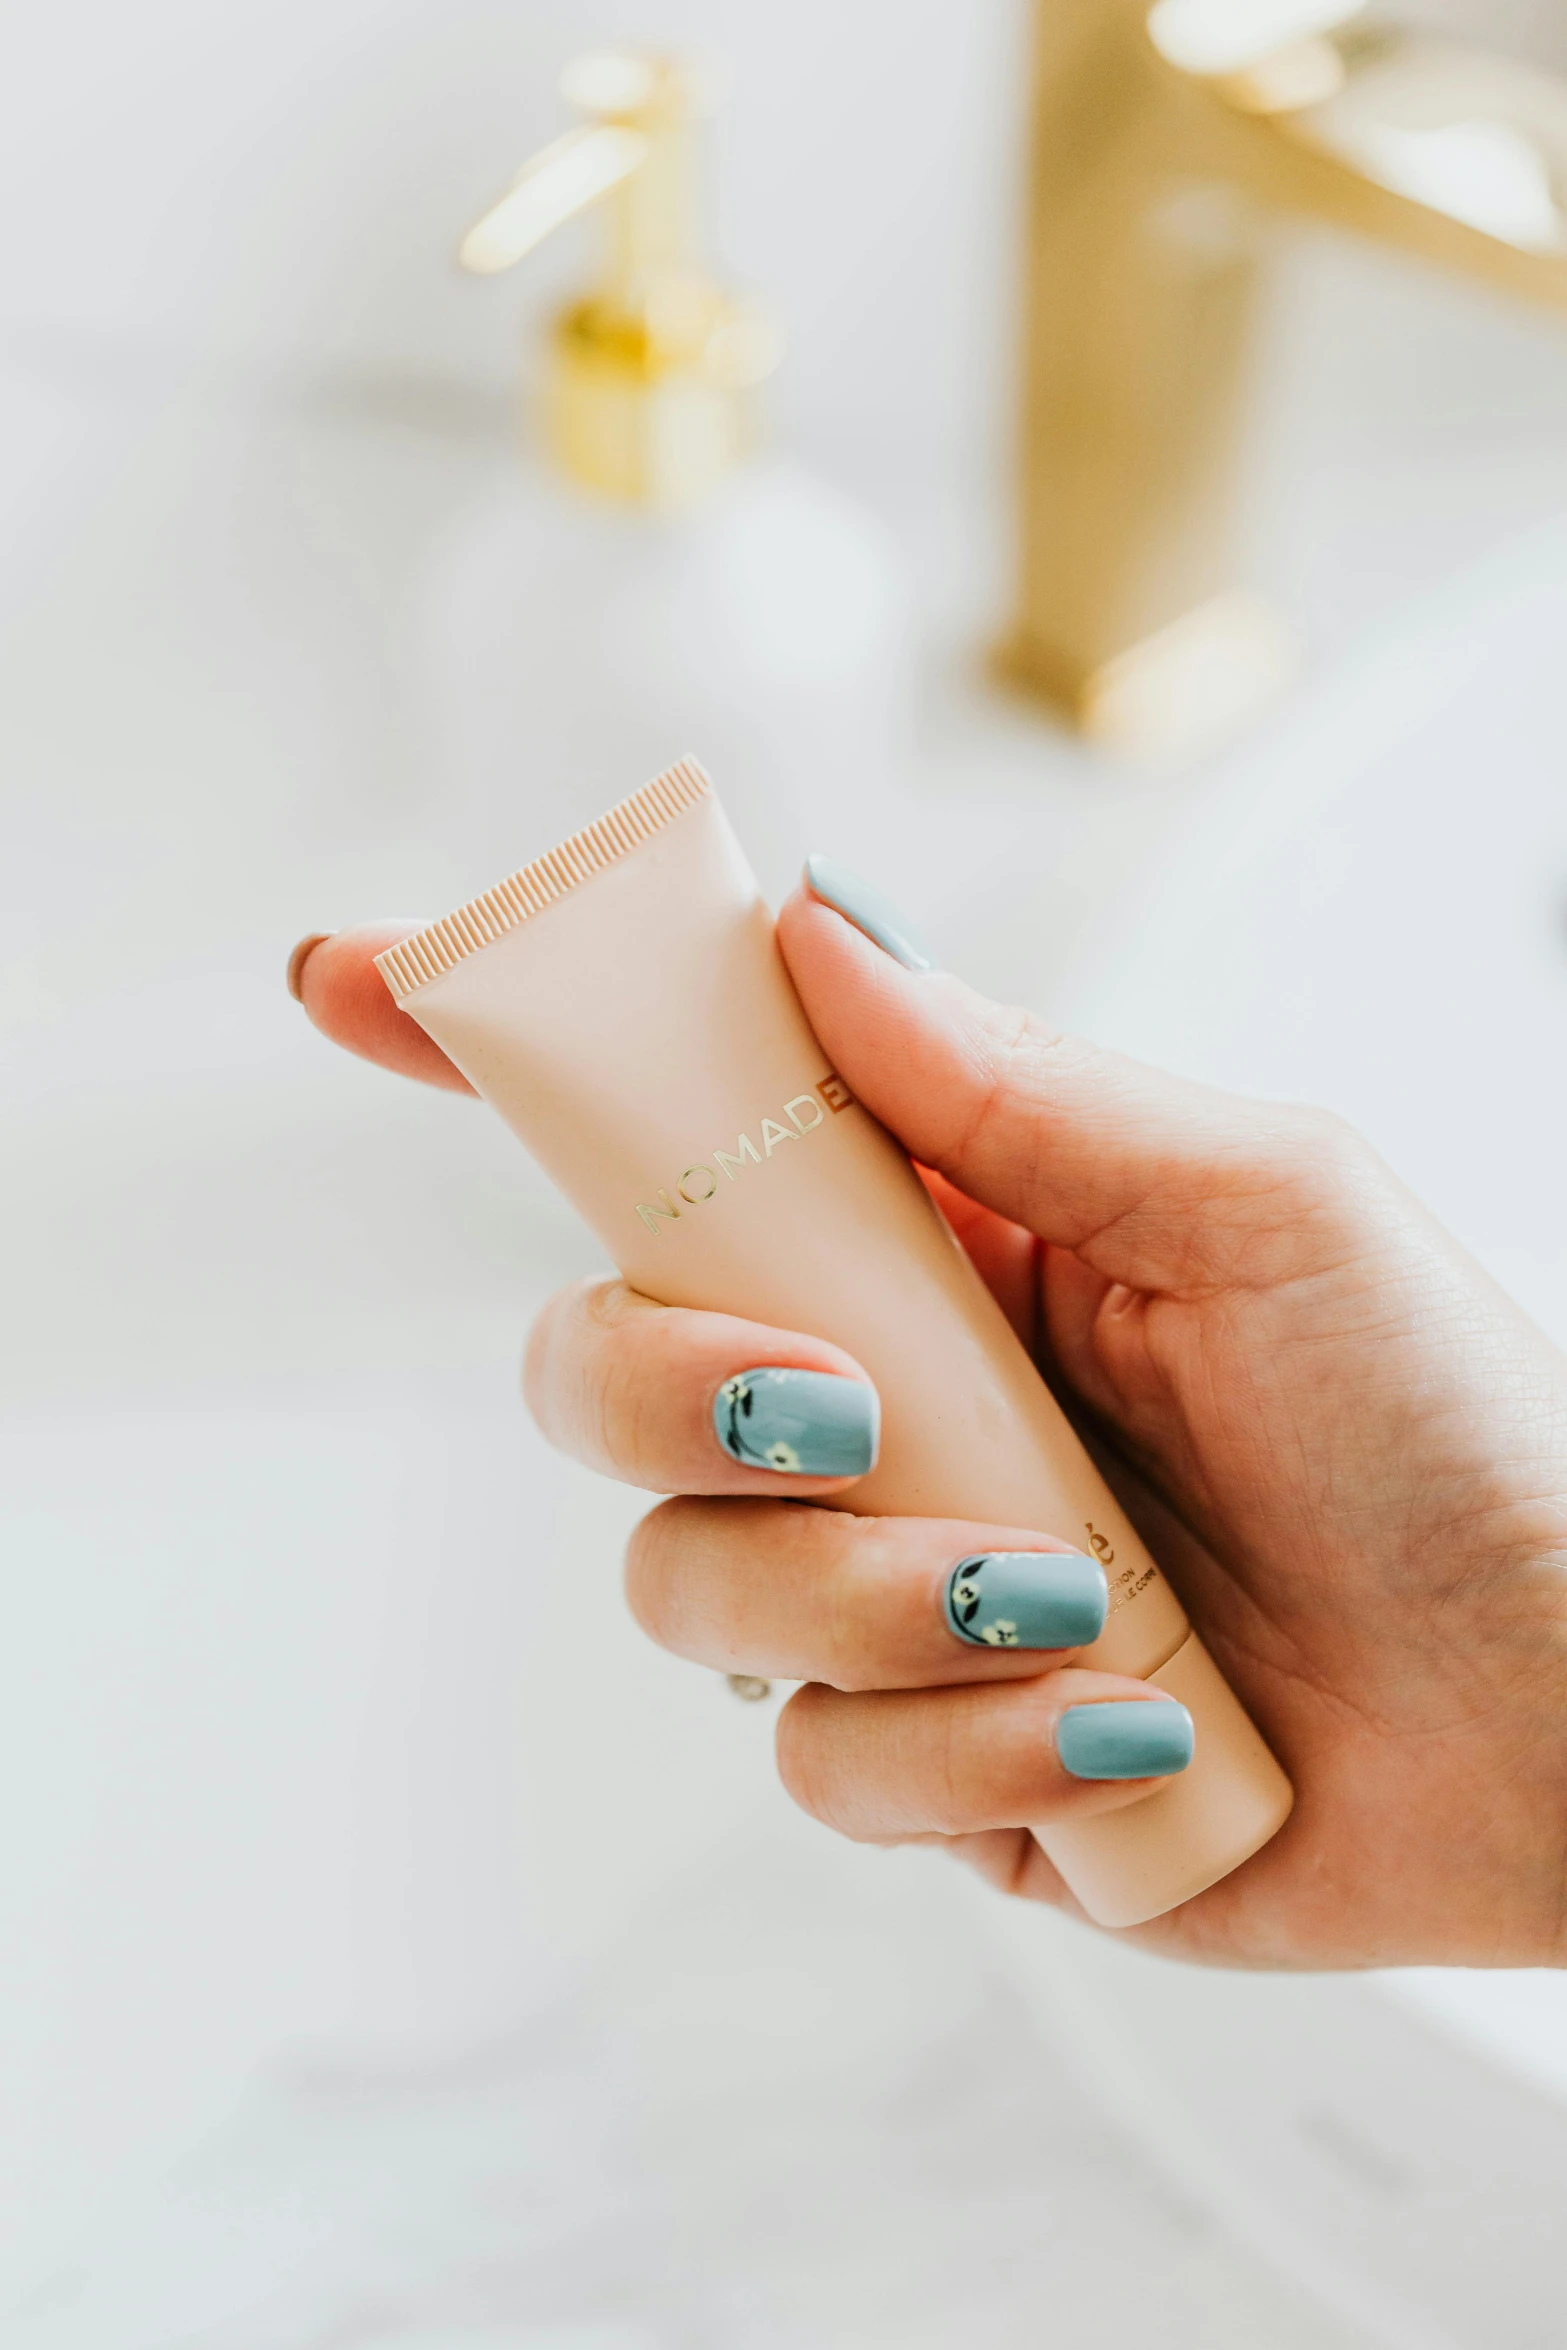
[7,5,1567,2346]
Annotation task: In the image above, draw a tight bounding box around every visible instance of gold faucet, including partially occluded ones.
[997,0,1567,749]
[458,54,777,508]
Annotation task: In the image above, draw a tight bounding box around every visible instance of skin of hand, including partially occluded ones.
[294,892,1567,1971]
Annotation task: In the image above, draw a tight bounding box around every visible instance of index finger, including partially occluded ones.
[288,925,475,1092]
[288,925,1042,1327]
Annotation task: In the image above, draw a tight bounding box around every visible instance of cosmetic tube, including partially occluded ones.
[377,760,1292,1927]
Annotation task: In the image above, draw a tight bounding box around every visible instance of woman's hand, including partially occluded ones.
[292,877,1567,1971]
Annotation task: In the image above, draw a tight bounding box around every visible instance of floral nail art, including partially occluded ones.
[945,1551,1109,1652]
[949,1563,1021,1645]
[717,1375,768,1465]
[720,1378,803,1471]
[950,1573,982,1620]
[711,1367,879,1479]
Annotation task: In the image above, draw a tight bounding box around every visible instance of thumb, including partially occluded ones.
[777,871,1356,1297]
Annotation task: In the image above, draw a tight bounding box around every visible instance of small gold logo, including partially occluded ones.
[635,1076,855,1236]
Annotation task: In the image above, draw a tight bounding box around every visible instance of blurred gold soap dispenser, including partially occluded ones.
[421,52,912,898]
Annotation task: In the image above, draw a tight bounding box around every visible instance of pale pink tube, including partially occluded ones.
[377,759,1292,1927]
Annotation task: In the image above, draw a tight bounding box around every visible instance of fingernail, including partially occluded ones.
[1057,1700,1194,1782]
[946,1551,1107,1651]
[804,855,937,972]
[713,1367,879,1478]
[286,933,333,1002]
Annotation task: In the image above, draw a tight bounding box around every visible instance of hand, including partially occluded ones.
[291,881,1567,1970]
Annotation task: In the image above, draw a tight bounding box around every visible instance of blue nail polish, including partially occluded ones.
[804,854,937,972]
[713,1367,879,1478]
[946,1552,1107,1650]
[1057,1700,1195,1782]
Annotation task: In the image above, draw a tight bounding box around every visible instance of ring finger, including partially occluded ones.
[626,1495,1111,1691]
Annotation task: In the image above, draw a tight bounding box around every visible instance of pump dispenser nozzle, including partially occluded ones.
[459,53,778,508]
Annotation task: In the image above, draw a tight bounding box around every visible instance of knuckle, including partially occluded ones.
[520,1295,567,1436]
[575,1294,672,1481]
[592,1326,654,1478]
[774,1685,855,1833]
[811,1519,902,1693]
[920,1703,977,1835]
[622,1498,692,1649]
[1187,1105,1388,1285]
[1281,1103,1365,1181]
[1264,1105,1388,1230]
[522,1277,624,1456]
[925,1682,1049,1834]
[968,1003,1070,1171]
